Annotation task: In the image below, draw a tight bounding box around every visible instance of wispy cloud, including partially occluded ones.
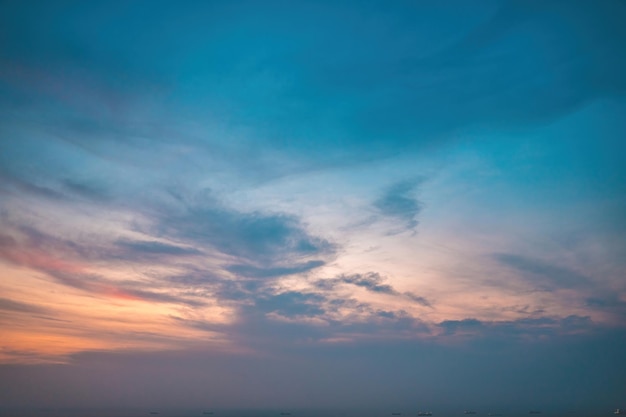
[494,253,591,290]
[438,314,595,339]
[156,199,335,265]
[256,291,326,318]
[116,239,202,257]
[226,260,325,279]
[61,179,110,202]
[373,179,423,233]
[0,297,49,315]
[316,272,432,308]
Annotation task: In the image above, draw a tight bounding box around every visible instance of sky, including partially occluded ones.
[1,0,626,411]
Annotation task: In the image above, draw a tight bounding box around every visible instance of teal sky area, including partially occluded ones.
[1,0,625,411]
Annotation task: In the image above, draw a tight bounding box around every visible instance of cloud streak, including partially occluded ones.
[316,272,432,308]
[374,179,423,233]
[494,253,591,290]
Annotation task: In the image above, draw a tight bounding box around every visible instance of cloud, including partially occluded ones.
[438,315,595,338]
[340,272,397,294]
[586,296,626,309]
[154,195,336,270]
[256,291,326,318]
[0,234,17,248]
[61,179,110,201]
[0,228,209,308]
[404,292,432,307]
[174,287,430,351]
[226,260,325,279]
[585,295,626,323]
[438,318,484,336]
[0,297,48,314]
[0,169,64,200]
[48,270,208,307]
[163,270,433,349]
[494,253,591,290]
[1,170,109,204]
[373,179,423,232]
[0,229,86,276]
[317,272,432,308]
[0,189,336,322]
[116,239,202,256]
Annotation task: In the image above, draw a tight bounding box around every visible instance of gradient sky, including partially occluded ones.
[1,0,626,411]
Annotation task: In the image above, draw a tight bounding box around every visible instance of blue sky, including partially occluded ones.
[1,0,625,410]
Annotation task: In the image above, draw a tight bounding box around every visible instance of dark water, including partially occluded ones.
[0,409,615,417]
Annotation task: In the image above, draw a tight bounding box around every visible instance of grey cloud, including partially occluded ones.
[439,318,483,335]
[586,296,626,309]
[167,277,430,349]
[586,295,626,322]
[341,272,396,294]
[374,309,416,327]
[46,270,207,308]
[116,239,202,256]
[256,291,326,318]
[376,310,399,319]
[5,222,202,267]
[210,279,252,303]
[0,233,16,248]
[404,292,432,307]
[317,272,432,307]
[438,315,595,338]
[324,296,370,315]
[0,169,64,200]
[165,269,223,287]
[1,224,99,265]
[374,179,422,232]
[559,315,594,331]
[226,260,325,279]
[157,197,336,268]
[494,253,590,290]
[62,179,110,201]
[175,291,429,351]
[130,290,207,308]
[1,170,109,204]
[0,297,48,314]
[501,304,547,316]
[1,215,329,311]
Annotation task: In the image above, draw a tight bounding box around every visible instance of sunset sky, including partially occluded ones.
[1,0,625,411]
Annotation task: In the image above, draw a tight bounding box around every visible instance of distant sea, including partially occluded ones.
[0,408,616,417]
